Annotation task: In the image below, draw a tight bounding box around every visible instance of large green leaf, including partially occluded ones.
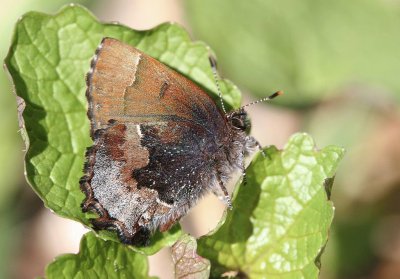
[45,232,152,279]
[0,0,91,214]
[4,4,243,252]
[186,0,400,107]
[197,133,344,278]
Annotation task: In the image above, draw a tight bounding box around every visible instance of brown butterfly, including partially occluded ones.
[80,38,281,245]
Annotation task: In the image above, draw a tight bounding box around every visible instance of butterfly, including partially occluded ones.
[80,38,281,245]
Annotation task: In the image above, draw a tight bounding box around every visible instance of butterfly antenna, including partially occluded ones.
[241,90,283,109]
[209,56,227,114]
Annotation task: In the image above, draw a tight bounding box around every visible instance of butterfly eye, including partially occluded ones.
[231,117,245,130]
[229,111,249,131]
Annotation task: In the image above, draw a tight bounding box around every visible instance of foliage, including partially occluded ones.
[46,232,152,279]
[198,134,343,278]
[5,5,343,278]
[186,0,400,107]
[172,234,210,278]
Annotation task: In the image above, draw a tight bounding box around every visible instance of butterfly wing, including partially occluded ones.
[87,38,226,137]
[81,38,228,244]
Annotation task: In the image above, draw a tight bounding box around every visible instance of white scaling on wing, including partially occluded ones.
[129,53,141,86]
[91,148,142,234]
[136,124,143,138]
[156,197,173,208]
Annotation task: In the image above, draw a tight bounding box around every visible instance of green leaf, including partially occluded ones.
[197,133,344,278]
[186,0,400,107]
[3,4,243,251]
[99,224,182,256]
[0,0,92,214]
[45,232,152,279]
[172,234,210,279]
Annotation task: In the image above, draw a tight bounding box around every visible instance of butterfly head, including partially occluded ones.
[227,108,251,133]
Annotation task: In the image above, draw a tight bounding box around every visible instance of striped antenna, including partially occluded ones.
[241,90,283,109]
[209,56,227,114]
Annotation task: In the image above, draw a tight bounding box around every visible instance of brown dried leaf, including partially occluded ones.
[172,235,210,279]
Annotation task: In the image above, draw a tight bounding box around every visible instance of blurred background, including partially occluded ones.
[2,0,400,278]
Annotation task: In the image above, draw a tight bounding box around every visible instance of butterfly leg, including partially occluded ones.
[254,140,268,158]
[215,171,233,209]
[240,150,247,186]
